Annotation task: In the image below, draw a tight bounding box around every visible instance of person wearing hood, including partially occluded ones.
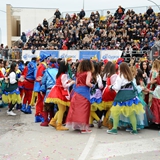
[34,52,51,123]
[21,57,37,114]
[40,58,58,127]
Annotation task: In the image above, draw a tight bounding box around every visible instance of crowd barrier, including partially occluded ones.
[22,50,123,62]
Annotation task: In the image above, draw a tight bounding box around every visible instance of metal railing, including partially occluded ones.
[121,50,151,62]
[0,48,153,62]
[0,48,22,60]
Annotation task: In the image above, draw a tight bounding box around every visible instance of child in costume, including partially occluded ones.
[107,62,145,135]
[45,61,75,131]
[89,62,103,128]
[40,58,58,127]
[34,52,51,122]
[66,59,94,133]
[2,63,22,116]
[102,63,118,129]
[21,57,37,114]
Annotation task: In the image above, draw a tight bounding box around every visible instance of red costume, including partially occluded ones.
[35,62,47,116]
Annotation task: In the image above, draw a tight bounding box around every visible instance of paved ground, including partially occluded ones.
[0,107,160,160]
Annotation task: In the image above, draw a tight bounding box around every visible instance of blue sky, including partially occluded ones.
[0,0,160,45]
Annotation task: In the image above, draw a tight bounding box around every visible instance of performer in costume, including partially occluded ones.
[21,57,37,114]
[67,57,73,79]
[89,62,104,128]
[34,52,51,122]
[2,63,22,116]
[140,58,150,86]
[18,60,25,98]
[40,58,58,127]
[146,60,159,106]
[0,70,4,107]
[101,61,112,88]
[45,61,75,131]
[150,61,160,125]
[135,69,153,127]
[66,59,94,134]
[118,67,149,130]
[107,62,145,135]
[102,63,118,129]
[30,56,40,107]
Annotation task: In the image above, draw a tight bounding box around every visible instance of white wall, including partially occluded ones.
[12,8,56,34]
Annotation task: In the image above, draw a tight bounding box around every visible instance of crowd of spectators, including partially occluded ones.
[21,6,160,56]
[1,6,160,60]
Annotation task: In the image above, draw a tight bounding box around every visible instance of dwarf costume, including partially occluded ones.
[21,59,37,114]
[34,52,51,122]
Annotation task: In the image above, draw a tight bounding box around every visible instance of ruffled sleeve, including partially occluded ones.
[112,75,123,91]
[9,72,17,84]
[110,74,117,85]
[97,74,103,89]
[61,74,72,88]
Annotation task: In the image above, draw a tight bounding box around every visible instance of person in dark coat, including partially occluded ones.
[54,9,61,19]
[79,9,85,19]
[21,32,27,43]
[115,6,125,19]
[146,7,154,17]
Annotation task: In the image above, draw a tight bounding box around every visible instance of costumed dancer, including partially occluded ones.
[34,52,51,122]
[18,60,25,98]
[118,67,149,130]
[140,58,150,86]
[150,61,160,125]
[30,56,40,107]
[21,57,37,114]
[0,70,4,107]
[102,63,118,129]
[135,69,153,127]
[101,60,112,87]
[2,63,22,116]
[45,60,75,131]
[40,58,58,127]
[146,60,159,106]
[89,62,104,128]
[107,62,145,135]
[67,57,73,79]
[66,59,94,133]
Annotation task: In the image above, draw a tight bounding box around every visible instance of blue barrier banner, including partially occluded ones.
[79,51,100,60]
[22,50,122,62]
[40,50,59,58]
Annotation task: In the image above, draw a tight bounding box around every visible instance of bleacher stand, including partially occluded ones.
[2,6,160,61]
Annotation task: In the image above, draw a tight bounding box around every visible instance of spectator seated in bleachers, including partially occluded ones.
[21,6,160,58]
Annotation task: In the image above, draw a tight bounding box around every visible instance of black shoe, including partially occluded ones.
[98,120,102,128]
[89,124,94,128]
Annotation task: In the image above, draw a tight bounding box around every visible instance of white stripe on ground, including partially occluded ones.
[91,137,160,159]
[78,133,96,160]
